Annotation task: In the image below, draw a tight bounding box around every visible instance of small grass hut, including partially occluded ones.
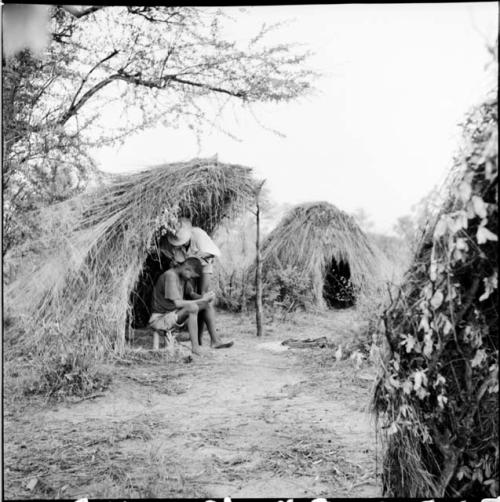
[7,158,258,358]
[372,94,498,497]
[253,201,381,310]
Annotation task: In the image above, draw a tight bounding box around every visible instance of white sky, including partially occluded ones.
[93,3,498,234]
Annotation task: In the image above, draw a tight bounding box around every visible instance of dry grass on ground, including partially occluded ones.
[4,309,380,499]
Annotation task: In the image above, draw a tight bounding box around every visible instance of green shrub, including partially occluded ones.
[215,269,252,312]
[262,266,313,313]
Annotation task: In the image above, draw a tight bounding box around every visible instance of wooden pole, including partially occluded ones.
[255,181,265,336]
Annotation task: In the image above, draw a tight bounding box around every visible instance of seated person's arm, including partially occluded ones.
[165,272,212,309]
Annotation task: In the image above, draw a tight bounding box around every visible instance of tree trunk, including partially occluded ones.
[255,191,264,336]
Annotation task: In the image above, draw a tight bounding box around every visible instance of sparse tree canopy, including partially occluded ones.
[2,6,317,255]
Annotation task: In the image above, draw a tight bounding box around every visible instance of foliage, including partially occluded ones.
[373,92,498,497]
[215,268,251,313]
[2,6,316,255]
[263,266,314,313]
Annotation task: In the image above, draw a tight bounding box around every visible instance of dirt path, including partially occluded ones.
[4,310,380,499]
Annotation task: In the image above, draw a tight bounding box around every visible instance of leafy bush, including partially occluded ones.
[262,266,313,313]
[215,268,252,313]
[373,94,498,497]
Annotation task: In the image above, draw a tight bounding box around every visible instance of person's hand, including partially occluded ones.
[203,291,216,302]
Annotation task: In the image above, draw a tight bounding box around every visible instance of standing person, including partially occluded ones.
[163,217,221,294]
[148,256,233,356]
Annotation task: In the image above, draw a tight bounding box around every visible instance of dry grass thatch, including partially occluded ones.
[251,201,383,309]
[372,93,498,497]
[6,158,258,359]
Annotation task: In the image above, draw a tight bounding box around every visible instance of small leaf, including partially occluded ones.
[443,319,453,335]
[414,371,424,390]
[458,181,472,202]
[430,289,444,309]
[437,394,448,409]
[429,261,437,282]
[402,380,413,394]
[455,237,468,250]
[479,272,498,301]
[423,335,434,357]
[388,375,400,388]
[471,349,486,368]
[433,217,447,238]
[434,374,446,387]
[418,315,430,332]
[401,334,416,353]
[416,387,429,399]
[471,195,487,218]
[453,248,464,262]
[477,227,498,244]
[449,211,468,233]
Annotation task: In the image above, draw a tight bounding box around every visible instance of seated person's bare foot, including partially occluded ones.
[192,346,210,356]
[210,339,234,349]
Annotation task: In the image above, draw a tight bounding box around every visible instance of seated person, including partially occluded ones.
[148,256,233,356]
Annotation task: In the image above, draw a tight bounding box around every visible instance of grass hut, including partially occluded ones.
[372,94,498,497]
[253,201,381,310]
[6,158,258,359]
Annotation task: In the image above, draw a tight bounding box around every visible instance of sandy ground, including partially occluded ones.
[4,309,381,499]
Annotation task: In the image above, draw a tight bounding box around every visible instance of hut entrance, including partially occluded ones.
[129,250,173,329]
[323,258,355,309]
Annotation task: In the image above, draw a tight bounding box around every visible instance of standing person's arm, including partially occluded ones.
[189,228,220,261]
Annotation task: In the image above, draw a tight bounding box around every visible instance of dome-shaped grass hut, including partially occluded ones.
[372,95,498,497]
[6,158,258,357]
[254,201,381,309]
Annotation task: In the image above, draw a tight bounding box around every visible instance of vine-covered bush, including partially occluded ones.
[373,94,498,497]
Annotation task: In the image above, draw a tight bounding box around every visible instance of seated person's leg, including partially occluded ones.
[198,272,212,344]
[176,304,202,356]
[199,302,233,349]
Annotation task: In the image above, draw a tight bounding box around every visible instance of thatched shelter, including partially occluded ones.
[372,94,498,497]
[252,201,381,309]
[7,158,258,358]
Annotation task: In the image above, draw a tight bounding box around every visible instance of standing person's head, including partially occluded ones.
[178,256,202,280]
[167,217,193,249]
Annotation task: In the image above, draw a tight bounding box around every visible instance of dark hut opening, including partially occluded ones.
[323,258,355,309]
[129,247,173,329]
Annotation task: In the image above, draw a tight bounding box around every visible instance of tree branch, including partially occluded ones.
[170,76,247,99]
[59,73,122,125]
[112,70,248,98]
[66,50,119,115]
